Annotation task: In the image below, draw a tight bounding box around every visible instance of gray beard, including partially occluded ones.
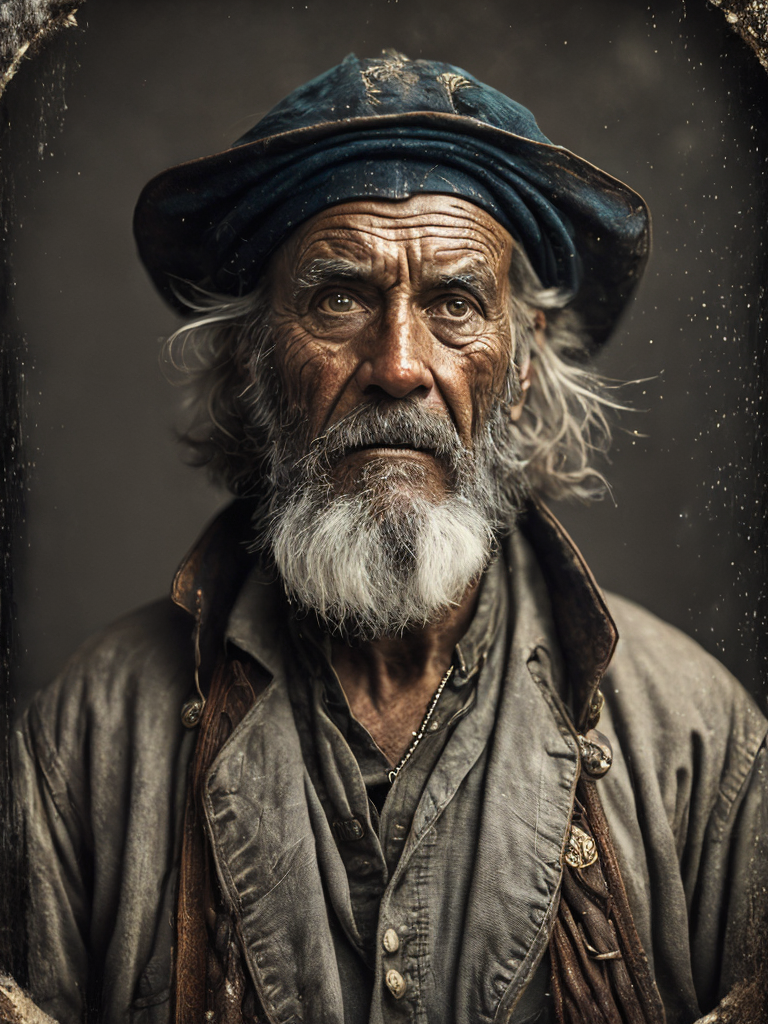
[261,399,527,640]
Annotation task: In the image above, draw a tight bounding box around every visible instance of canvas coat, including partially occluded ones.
[14,501,768,1024]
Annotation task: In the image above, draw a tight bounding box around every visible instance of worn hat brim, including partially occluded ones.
[134,110,650,351]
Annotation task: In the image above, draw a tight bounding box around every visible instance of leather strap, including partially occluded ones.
[174,658,266,1024]
[550,779,666,1024]
[176,659,666,1024]
[174,766,209,1023]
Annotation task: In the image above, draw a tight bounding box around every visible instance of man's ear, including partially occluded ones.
[509,310,545,423]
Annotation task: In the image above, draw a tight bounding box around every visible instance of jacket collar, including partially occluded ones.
[171,497,617,732]
[518,500,617,731]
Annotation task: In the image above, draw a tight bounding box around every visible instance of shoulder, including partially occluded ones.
[21,599,195,784]
[601,591,767,805]
[605,591,762,722]
[16,601,197,1015]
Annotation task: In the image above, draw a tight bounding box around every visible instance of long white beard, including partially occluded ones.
[263,400,525,639]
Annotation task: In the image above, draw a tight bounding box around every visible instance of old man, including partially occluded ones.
[15,53,767,1024]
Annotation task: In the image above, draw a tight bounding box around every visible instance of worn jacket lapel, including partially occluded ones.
[174,500,618,1024]
[204,675,347,1024]
[450,531,581,1023]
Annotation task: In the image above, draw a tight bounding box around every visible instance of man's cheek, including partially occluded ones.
[274,325,329,409]
[460,345,510,429]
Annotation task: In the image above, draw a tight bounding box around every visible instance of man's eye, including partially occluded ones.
[318,292,359,314]
[446,299,468,317]
[433,297,474,319]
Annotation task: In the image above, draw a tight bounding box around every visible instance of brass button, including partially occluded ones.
[578,728,613,778]
[382,928,400,953]
[385,969,407,999]
[564,823,599,869]
[180,698,204,728]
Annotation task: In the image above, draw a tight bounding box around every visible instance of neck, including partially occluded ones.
[330,581,481,765]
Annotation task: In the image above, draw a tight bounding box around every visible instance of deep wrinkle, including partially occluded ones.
[268,196,515,449]
[292,258,499,317]
[265,194,523,764]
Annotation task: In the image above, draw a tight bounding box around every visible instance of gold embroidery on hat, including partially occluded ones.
[361,51,418,105]
[438,72,472,98]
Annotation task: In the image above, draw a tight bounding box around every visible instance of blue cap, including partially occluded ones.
[134,52,650,349]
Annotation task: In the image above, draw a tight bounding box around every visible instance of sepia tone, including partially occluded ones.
[1,1,767,1018]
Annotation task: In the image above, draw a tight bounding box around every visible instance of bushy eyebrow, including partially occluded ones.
[424,267,500,306]
[292,258,366,301]
[291,256,500,306]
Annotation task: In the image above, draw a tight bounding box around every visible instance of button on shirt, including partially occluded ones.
[219,532,568,1024]
[284,556,509,967]
[18,501,768,1024]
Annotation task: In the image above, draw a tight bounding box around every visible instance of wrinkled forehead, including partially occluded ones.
[269,194,515,290]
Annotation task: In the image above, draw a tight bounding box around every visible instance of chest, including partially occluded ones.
[344,687,433,766]
[198,646,580,1024]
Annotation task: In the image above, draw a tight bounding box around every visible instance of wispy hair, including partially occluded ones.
[163,245,626,505]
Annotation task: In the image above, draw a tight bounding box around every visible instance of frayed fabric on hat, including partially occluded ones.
[134,52,650,349]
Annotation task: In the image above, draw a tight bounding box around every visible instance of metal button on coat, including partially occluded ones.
[180,698,203,728]
[385,969,407,999]
[382,928,400,953]
[578,728,613,778]
[331,817,365,842]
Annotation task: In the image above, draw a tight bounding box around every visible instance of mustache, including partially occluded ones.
[299,400,466,470]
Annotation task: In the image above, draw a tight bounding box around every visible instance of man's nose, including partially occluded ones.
[354,306,434,398]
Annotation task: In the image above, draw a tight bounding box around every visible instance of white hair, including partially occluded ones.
[162,249,630,634]
[165,245,624,506]
[260,396,524,638]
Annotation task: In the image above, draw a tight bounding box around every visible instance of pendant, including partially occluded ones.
[564,823,599,869]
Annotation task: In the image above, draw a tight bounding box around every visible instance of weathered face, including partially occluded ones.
[267,194,519,496]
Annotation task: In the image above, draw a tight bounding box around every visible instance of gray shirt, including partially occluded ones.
[15,505,768,1024]
[283,554,507,925]
[244,556,517,1015]
[220,532,562,1024]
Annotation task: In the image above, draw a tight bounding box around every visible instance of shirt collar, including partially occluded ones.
[454,554,507,683]
[171,497,617,731]
[516,499,617,731]
[276,551,508,689]
[276,551,510,791]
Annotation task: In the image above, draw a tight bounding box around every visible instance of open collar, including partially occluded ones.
[200,518,586,1024]
[170,497,617,731]
[518,499,617,731]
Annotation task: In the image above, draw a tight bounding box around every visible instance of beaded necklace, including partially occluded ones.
[387,664,455,784]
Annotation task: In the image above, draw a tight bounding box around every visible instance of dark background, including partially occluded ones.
[5,0,768,708]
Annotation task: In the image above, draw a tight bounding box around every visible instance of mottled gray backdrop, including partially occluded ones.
[6,0,768,706]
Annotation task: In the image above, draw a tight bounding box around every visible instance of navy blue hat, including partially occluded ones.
[134,52,650,350]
